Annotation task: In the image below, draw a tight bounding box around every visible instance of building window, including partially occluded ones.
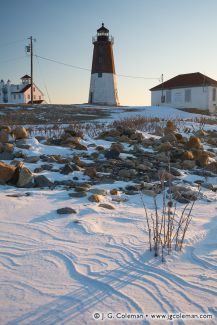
[28,94,30,99]
[185,89,191,103]
[14,94,16,99]
[34,95,36,99]
[98,72,102,78]
[166,90,171,103]
[212,88,216,101]
[33,87,35,92]
[39,96,41,100]
[19,94,21,99]
[17,85,19,90]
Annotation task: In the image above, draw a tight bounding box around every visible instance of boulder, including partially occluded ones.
[0,162,16,184]
[24,156,40,163]
[4,143,14,153]
[110,142,124,153]
[13,126,28,140]
[84,167,97,178]
[157,142,173,152]
[69,192,87,198]
[88,194,101,203]
[17,166,34,187]
[57,207,77,214]
[90,188,107,196]
[182,160,196,170]
[0,130,9,143]
[110,188,118,195]
[60,164,74,175]
[187,136,203,150]
[34,175,54,188]
[99,203,115,210]
[104,149,120,159]
[0,125,11,133]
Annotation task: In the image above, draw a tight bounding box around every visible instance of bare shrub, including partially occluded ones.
[140,174,200,262]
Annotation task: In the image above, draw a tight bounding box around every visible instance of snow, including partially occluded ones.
[0,105,217,325]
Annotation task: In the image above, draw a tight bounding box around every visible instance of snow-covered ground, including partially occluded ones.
[0,106,217,325]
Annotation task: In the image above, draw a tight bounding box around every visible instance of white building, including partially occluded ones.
[0,75,44,104]
[150,72,217,113]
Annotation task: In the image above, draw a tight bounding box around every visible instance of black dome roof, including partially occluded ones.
[97,23,109,33]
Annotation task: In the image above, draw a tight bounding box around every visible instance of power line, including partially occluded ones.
[35,54,159,80]
[35,55,90,71]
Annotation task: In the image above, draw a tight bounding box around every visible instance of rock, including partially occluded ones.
[187,136,203,150]
[34,167,43,173]
[35,136,47,142]
[169,167,183,177]
[64,127,83,138]
[4,143,14,153]
[34,175,54,188]
[57,207,77,214]
[0,162,16,184]
[74,143,88,151]
[157,142,173,152]
[84,167,97,178]
[182,151,194,160]
[164,120,176,134]
[206,161,217,173]
[160,132,177,143]
[0,125,11,133]
[104,149,120,159]
[110,142,124,153]
[17,166,34,187]
[0,152,15,160]
[16,143,31,149]
[142,189,157,197]
[90,188,107,196]
[112,197,128,202]
[159,170,176,181]
[24,156,40,163]
[110,188,118,195]
[196,151,209,167]
[13,126,28,140]
[60,164,74,175]
[96,145,105,151]
[154,126,164,136]
[74,186,88,193]
[0,142,4,153]
[99,203,115,210]
[0,130,9,143]
[119,168,137,179]
[182,160,196,169]
[88,194,101,202]
[69,192,87,198]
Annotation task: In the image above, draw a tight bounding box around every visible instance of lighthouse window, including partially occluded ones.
[98,73,102,78]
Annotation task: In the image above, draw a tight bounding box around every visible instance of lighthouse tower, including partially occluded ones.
[88,23,119,106]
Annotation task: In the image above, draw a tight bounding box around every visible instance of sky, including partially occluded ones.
[1,0,217,106]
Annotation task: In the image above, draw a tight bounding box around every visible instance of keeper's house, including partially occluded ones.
[150,72,217,113]
[0,75,44,104]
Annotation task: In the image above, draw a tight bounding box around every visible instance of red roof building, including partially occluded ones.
[150,72,217,113]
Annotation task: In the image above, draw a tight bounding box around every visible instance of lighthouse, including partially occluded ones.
[88,23,119,106]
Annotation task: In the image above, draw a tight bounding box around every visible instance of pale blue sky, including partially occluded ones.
[1,0,217,105]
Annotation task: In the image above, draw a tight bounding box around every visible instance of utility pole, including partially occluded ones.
[161,73,164,103]
[29,36,33,104]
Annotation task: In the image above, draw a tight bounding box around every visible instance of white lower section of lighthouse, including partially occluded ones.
[89,73,119,106]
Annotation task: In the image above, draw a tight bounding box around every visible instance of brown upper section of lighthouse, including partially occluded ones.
[91,23,116,74]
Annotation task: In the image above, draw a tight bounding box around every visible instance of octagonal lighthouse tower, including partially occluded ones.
[88,23,119,106]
